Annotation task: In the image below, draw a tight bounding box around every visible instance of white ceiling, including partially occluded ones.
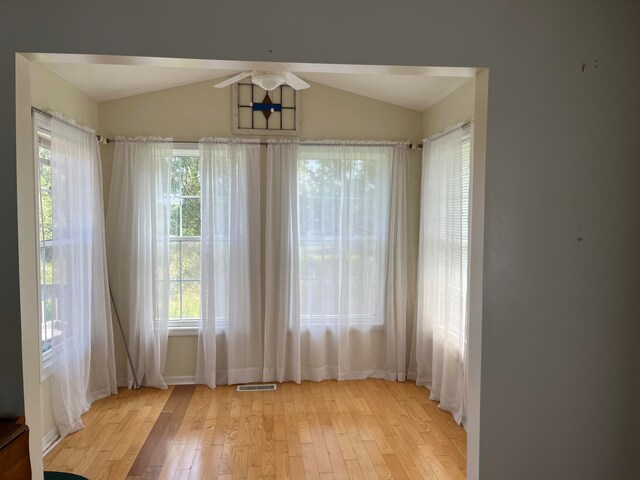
[37,56,474,112]
[298,72,470,112]
[39,63,236,103]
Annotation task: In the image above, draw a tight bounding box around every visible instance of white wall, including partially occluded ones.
[4,1,639,479]
[30,63,99,130]
[423,78,476,138]
[98,77,424,383]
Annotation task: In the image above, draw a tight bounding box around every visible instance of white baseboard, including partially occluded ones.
[116,375,197,388]
[42,426,60,455]
[164,375,196,385]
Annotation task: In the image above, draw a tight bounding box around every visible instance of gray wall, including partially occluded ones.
[1,1,639,478]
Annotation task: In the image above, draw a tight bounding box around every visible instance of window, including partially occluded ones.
[233,82,300,134]
[34,121,60,369]
[297,145,391,327]
[440,128,471,341]
[431,125,472,343]
[169,148,201,330]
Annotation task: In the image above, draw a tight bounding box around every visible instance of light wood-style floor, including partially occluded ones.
[44,380,466,479]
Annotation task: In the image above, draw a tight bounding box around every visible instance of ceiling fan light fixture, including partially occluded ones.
[251,72,286,91]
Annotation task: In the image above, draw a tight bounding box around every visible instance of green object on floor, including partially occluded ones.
[44,472,89,480]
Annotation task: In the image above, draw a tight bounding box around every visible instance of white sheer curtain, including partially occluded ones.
[263,141,301,382]
[47,113,117,436]
[196,138,262,387]
[410,123,473,425]
[106,137,172,389]
[385,147,409,380]
[264,140,409,383]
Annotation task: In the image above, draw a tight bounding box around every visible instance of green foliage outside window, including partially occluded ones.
[169,155,201,323]
[37,142,57,353]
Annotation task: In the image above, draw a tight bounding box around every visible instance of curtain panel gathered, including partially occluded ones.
[263,141,301,382]
[409,123,473,425]
[106,137,173,389]
[196,138,262,387]
[42,113,117,437]
[264,140,410,383]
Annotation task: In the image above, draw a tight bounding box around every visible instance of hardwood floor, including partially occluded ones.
[44,380,466,479]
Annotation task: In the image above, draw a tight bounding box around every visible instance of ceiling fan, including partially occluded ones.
[214,70,310,91]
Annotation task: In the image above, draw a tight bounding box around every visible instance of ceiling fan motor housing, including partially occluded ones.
[251,71,286,91]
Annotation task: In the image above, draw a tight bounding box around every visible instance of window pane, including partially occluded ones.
[181,281,200,319]
[271,87,281,104]
[297,149,387,325]
[38,146,51,161]
[171,158,181,195]
[169,151,202,325]
[169,242,181,280]
[253,111,267,129]
[36,138,56,355]
[170,199,180,236]
[43,246,54,284]
[282,86,295,108]
[39,248,46,286]
[169,281,181,319]
[181,241,200,280]
[41,295,57,353]
[40,190,53,242]
[42,296,55,322]
[39,161,51,189]
[181,198,201,236]
[238,84,252,105]
[268,111,281,130]
[42,338,52,354]
[282,109,295,130]
[253,85,266,102]
[181,156,200,196]
[238,107,252,129]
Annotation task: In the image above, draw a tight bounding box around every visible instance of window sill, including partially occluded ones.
[168,326,199,336]
[299,323,386,332]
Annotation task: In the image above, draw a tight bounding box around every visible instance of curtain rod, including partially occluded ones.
[424,120,472,143]
[30,106,107,142]
[32,106,423,150]
[105,138,424,150]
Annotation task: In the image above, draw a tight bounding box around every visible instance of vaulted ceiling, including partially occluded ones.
[38,57,474,112]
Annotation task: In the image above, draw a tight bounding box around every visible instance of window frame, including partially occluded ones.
[168,145,202,335]
[232,82,301,135]
[433,126,472,345]
[296,146,391,329]
[33,115,55,380]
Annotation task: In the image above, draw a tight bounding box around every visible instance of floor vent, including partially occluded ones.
[237,384,277,392]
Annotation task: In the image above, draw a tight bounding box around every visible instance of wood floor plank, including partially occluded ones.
[114,404,154,459]
[348,432,377,479]
[321,425,348,480]
[156,443,184,479]
[289,455,306,479]
[128,385,196,477]
[107,453,136,480]
[198,444,224,480]
[301,442,321,480]
[383,453,410,480]
[44,380,466,480]
[344,458,365,480]
[392,426,437,479]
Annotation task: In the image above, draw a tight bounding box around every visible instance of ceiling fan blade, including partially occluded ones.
[283,72,310,90]
[214,71,253,88]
